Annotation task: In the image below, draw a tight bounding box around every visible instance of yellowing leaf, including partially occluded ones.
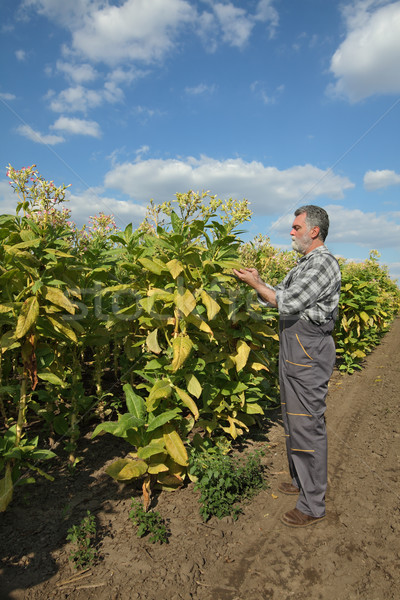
[156,472,184,490]
[148,463,169,475]
[0,303,14,314]
[42,286,76,314]
[0,464,13,512]
[171,336,193,371]
[105,458,148,481]
[47,316,78,343]
[138,257,165,275]
[174,288,196,316]
[249,362,269,372]
[140,295,155,314]
[167,259,184,279]
[186,313,213,335]
[200,290,220,320]
[185,373,202,399]
[37,372,65,386]
[147,288,174,301]
[163,423,188,466]
[359,311,370,324]
[147,379,172,412]
[142,476,152,512]
[233,340,251,372]
[244,402,264,415]
[146,329,161,354]
[175,387,199,420]
[15,296,39,339]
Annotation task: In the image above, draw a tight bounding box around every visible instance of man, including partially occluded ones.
[233,205,341,527]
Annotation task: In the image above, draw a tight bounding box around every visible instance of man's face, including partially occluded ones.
[290,213,313,254]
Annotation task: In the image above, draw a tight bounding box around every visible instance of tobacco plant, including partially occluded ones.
[92,193,278,497]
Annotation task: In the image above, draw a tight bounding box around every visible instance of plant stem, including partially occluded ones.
[16,368,28,447]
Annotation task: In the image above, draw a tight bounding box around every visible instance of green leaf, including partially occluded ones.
[146,408,181,432]
[0,331,19,352]
[37,372,65,386]
[185,374,202,399]
[175,387,199,420]
[147,380,172,412]
[123,384,146,420]
[15,296,39,339]
[139,295,156,314]
[137,442,166,459]
[163,423,188,466]
[53,415,69,435]
[244,402,264,415]
[170,210,182,233]
[92,413,144,439]
[171,336,193,371]
[6,239,40,251]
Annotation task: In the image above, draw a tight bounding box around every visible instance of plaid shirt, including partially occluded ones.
[260,245,341,325]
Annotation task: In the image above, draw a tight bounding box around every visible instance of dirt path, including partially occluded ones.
[1,318,399,600]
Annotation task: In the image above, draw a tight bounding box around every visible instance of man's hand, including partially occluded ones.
[232,267,262,288]
[232,267,277,307]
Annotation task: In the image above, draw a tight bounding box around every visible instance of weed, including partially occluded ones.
[189,447,267,522]
[66,511,98,569]
[129,499,169,544]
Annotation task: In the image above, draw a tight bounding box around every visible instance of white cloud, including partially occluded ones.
[185,83,216,95]
[0,92,16,101]
[56,60,98,84]
[25,0,279,68]
[67,188,146,228]
[70,0,195,66]
[104,155,354,213]
[213,3,254,48]
[329,1,400,101]
[48,85,103,113]
[364,169,400,190]
[21,0,99,28]
[251,81,284,104]
[51,116,102,138]
[255,0,279,35]
[328,204,400,248]
[16,124,65,145]
[15,49,26,61]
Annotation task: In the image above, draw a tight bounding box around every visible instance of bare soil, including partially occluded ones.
[1,318,400,600]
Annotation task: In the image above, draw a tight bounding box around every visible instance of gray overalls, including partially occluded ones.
[279,315,336,518]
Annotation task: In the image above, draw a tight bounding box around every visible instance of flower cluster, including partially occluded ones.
[6,163,71,216]
[87,212,119,238]
[240,234,297,287]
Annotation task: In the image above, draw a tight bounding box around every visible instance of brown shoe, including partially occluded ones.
[281,508,325,528]
[278,482,300,495]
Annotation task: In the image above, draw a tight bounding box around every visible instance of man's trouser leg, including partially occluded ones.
[279,318,336,518]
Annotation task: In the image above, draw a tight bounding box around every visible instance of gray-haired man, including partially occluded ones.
[233,205,341,527]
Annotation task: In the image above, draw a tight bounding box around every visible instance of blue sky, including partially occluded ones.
[1,0,400,281]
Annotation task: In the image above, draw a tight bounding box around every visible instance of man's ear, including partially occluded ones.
[311,226,320,240]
